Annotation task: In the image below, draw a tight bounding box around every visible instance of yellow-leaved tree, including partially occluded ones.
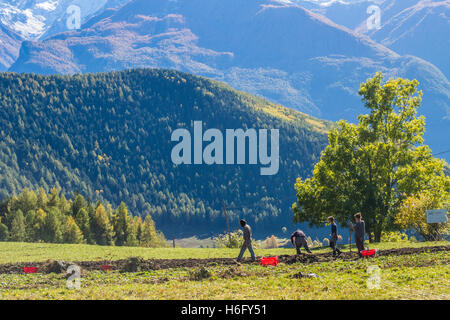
[396,193,449,241]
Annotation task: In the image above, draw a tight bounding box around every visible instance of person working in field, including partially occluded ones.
[290,229,312,255]
[350,212,366,258]
[327,216,342,257]
[237,219,256,262]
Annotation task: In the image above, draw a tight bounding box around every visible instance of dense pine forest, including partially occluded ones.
[0,69,332,237]
[0,188,165,246]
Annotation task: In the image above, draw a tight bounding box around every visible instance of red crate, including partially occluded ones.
[260,256,279,266]
[101,265,113,271]
[24,267,38,273]
[361,249,376,257]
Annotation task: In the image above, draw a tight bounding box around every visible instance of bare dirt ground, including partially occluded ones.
[0,245,448,274]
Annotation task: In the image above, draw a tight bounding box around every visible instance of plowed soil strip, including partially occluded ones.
[1,245,448,274]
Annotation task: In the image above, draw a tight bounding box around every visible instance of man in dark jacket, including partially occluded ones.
[290,229,312,255]
[237,219,256,262]
[327,216,342,257]
[351,212,366,257]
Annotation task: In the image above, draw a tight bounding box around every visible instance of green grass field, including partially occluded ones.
[0,241,448,300]
[1,240,448,264]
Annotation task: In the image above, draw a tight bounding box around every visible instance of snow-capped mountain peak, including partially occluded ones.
[0,0,127,40]
[35,1,60,11]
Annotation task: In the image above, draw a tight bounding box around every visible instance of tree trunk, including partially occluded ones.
[374,228,382,243]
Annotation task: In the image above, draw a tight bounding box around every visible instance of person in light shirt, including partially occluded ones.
[236,219,256,262]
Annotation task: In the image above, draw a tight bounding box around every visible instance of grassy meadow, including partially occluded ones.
[0,241,448,300]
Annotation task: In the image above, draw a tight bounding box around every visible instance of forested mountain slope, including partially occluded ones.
[0,69,332,237]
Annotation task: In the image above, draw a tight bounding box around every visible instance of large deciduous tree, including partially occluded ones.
[293,73,449,242]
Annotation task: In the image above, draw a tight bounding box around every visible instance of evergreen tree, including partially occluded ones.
[43,208,63,243]
[75,207,92,243]
[141,214,165,247]
[124,216,140,247]
[0,222,8,241]
[47,187,61,208]
[0,216,9,241]
[72,193,86,217]
[9,209,26,242]
[11,189,37,215]
[114,202,131,246]
[135,216,143,246]
[34,208,47,241]
[37,188,48,210]
[59,193,70,215]
[93,204,114,245]
[64,216,84,244]
[24,210,37,242]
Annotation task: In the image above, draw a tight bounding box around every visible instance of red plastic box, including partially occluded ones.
[101,265,113,271]
[260,256,279,266]
[361,249,376,257]
[24,267,38,273]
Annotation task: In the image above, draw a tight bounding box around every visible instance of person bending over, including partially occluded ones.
[290,229,312,255]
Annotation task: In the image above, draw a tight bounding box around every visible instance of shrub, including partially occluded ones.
[264,235,279,249]
[0,223,8,241]
[214,230,244,248]
[381,231,409,243]
[306,236,313,247]
[312,240,321,248]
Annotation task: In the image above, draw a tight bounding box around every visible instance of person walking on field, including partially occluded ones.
[290,229,312,255]
[350,213,366,258]
[327,216,342,257]
[237,219,256,262]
